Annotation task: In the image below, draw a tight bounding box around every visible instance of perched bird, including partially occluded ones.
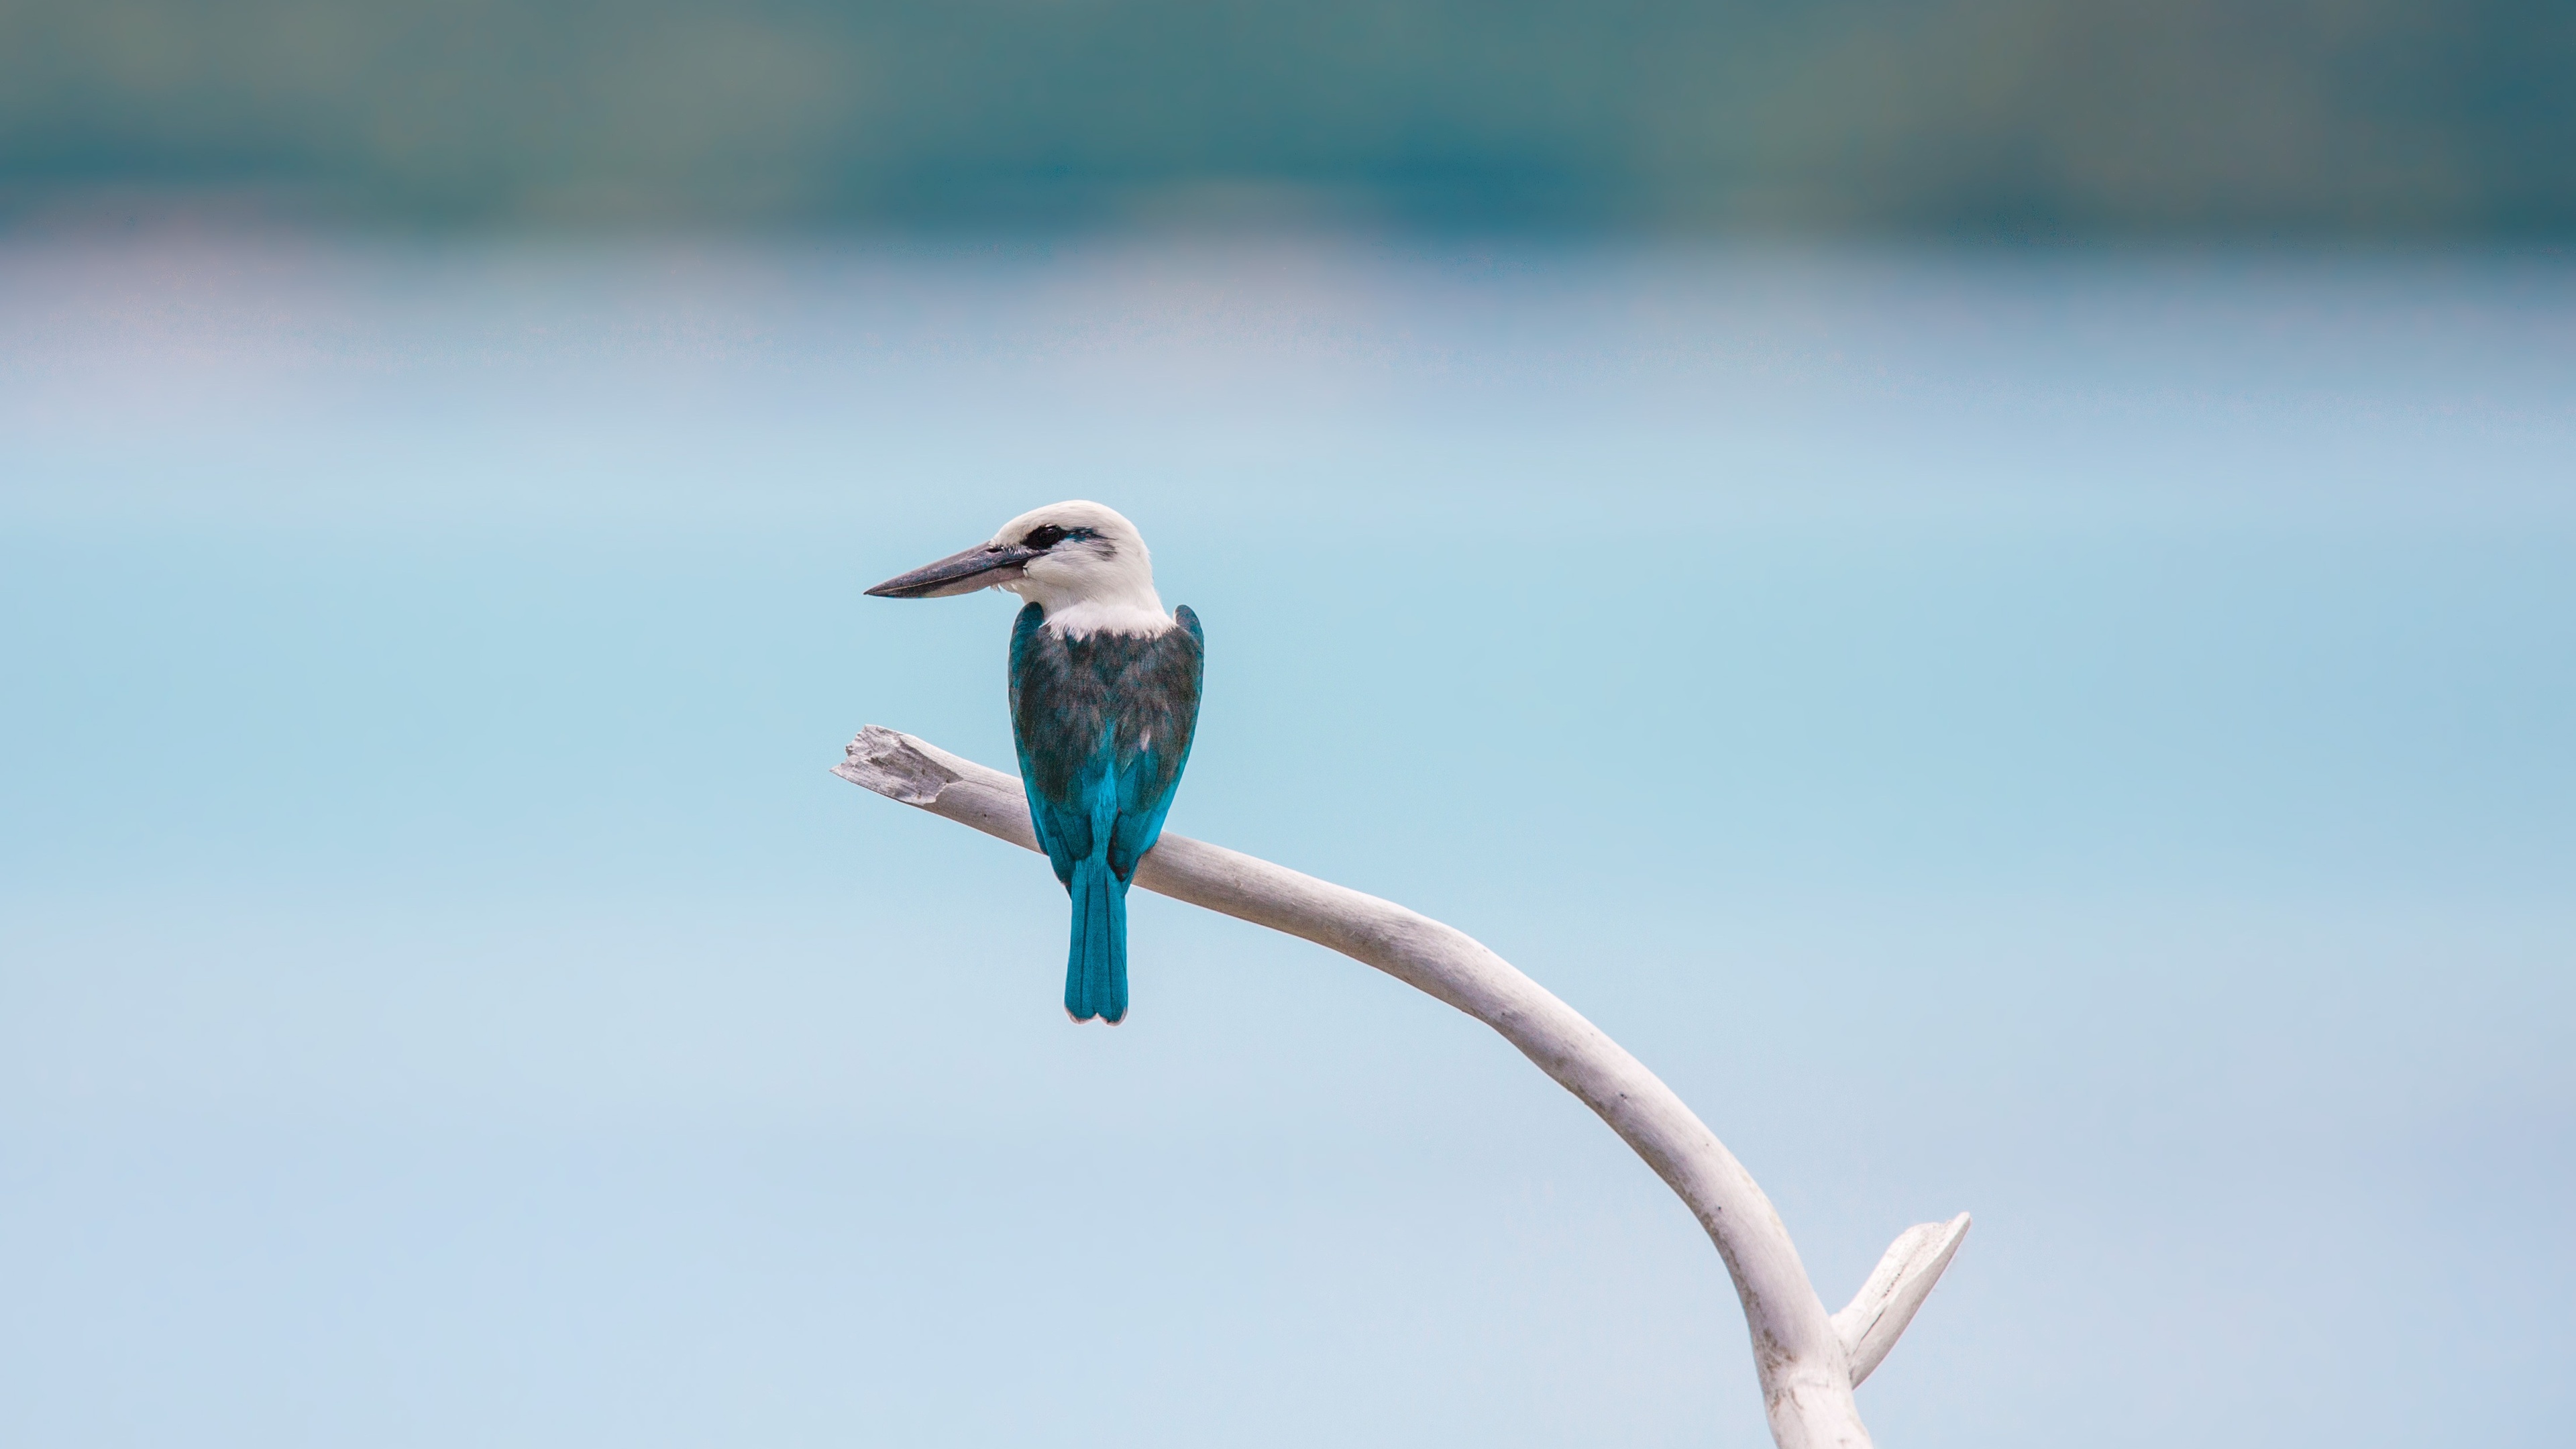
[867,501,1203,1024]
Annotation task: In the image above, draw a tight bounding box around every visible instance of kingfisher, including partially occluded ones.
[866,501,1204,1024]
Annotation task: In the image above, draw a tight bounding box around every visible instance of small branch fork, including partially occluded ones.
[837,726,1968,1449]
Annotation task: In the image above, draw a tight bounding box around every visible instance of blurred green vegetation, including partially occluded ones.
[3,0,2569,233]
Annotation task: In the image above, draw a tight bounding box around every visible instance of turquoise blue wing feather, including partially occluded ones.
[1009,603,1081,881]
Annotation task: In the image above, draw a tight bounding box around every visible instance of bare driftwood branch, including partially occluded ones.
[837,724,1968,1449]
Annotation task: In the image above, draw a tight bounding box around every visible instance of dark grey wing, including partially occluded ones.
[1008,601,1096,885]
[1107,607,1203,879]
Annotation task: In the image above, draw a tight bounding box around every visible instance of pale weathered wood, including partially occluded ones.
[835,724,1968,1448]
[1832,1212,1973,1387]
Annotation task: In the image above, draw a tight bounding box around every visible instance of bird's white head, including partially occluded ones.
[866,499,1173,638]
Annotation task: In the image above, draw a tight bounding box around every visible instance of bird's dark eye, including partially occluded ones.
[1020,524,1100,551]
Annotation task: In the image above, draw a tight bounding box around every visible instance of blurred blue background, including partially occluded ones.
[3,7,2573,1448]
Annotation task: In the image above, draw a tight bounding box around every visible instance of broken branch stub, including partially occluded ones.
[835,724,1968,1449]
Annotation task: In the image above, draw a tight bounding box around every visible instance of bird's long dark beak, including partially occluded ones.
[865,540,1039,599]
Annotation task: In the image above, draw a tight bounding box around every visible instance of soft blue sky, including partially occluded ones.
[2,231,2571,1447]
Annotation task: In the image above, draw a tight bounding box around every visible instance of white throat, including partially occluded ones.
[1026,592,1175,639]
[1002,568,1173,639]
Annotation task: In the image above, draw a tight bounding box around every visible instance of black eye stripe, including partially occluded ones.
[1020,524,1101,550]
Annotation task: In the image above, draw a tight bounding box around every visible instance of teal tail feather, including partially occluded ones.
[1064,857,1129,1024]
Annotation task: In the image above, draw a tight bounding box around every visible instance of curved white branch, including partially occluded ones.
[835,725,1968,1448]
